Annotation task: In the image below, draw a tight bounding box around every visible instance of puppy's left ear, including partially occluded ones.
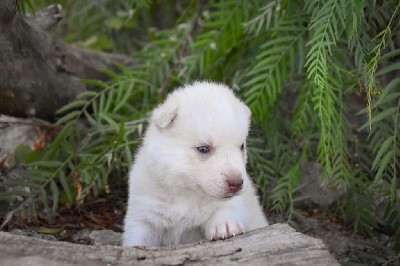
[239,102,251,122]
[243,104,251,121]
[151,99,178,128]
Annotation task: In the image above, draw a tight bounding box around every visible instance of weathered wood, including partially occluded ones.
[0,0,134,120]
[26,4,63,30]
[0,224,339,265]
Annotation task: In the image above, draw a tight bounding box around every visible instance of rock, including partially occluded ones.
[71,228,92,244]
[0,115,37,157]
[297,161,344,208]
[89,230,122,246]
[0,224,339,265]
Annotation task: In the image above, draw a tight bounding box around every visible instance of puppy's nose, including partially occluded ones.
[227,178,243,193]
[224,172,243,193]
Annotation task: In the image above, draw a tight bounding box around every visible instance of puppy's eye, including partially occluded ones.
[240,143,245,151]
[196,146,209,154]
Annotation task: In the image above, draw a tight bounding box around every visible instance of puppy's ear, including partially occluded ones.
[239,102,252,134]
[151,99,178,128]
[239,102,251,122]
[243,104,251,121]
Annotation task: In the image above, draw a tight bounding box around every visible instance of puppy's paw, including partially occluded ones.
[207,218,245,241]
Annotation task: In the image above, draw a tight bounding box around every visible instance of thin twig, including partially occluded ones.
[0,118,61,129]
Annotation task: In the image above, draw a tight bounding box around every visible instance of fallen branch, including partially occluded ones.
[0,224,339,265]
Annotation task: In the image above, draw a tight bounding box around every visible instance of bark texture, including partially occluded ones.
[0,0,134,120]
[0,224,339,265]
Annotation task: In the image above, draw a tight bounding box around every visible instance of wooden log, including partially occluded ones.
[0,224,339,265]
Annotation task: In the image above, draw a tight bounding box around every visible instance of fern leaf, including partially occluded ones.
[40,188,49,211]
[56,111,81,125]
[365,2,400,128]
[50,180,59,213]
[77,91,98,99]
[244,12,307,121]
[82,79,108,88]
[243,1,280,35]
[56,100,88,115]
[3,179,41,189]
[0,190,32,201]
[28,161,63,168]
[59,172,73,203]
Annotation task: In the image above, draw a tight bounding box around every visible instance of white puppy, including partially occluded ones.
[123,81,268,246]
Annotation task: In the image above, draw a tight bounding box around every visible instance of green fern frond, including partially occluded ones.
[270,163,301,220]
[1,69,149,227]
[367,88,400,185]
[244,12,307,121]
[365,2,400,129]
[291,80,316,138]
[182,0,250,79]
[341,181,377,234]
[16,0,36,14]
[0,158,69,229]
[363,45,400,186]
[242,1,280,35]
[305,0,354,177]
[344,0,365,43]
[312,81,337,175]
[305,0,345,88]
[247,137,275,204]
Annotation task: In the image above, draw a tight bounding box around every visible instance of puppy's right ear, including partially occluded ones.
[151,99,178,129]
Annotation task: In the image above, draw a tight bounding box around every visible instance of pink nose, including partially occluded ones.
[227,178,243,193]
[224,172,243,193]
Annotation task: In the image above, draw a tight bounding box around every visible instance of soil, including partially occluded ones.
[268,212,397,265]
[0,184,398,265]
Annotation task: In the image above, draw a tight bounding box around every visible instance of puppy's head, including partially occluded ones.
[148,81,251,199]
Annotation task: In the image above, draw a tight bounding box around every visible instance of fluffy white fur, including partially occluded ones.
[123,81,268,246]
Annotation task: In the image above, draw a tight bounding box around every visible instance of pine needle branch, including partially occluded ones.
[365,1,400,129]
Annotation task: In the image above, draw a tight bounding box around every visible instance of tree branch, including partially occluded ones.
[0,3,135,120]
[26,4,63,30]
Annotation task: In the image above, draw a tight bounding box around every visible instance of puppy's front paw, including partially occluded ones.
[207,219,245,241]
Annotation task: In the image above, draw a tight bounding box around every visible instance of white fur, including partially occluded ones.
[123,81,268,246]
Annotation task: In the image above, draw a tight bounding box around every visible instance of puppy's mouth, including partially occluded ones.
[198,183,245,200]
[202,189,238,200]
[222,191,240,198]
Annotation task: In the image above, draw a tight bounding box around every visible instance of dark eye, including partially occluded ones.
[197,146,209,154]
[240,143,245,151]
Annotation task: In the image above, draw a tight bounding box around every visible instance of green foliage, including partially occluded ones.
[244,10,307,121]
[17,0,36,14]
[366,2,400,129]
[4,0,400,258]
[0,68,149,228]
